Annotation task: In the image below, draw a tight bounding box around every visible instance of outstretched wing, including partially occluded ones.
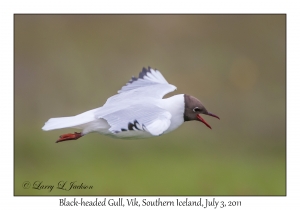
[101,104,172,136]
[96,67,177,119]
[116,66,176,99]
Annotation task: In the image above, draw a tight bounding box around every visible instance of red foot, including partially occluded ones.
[56,132,82,143]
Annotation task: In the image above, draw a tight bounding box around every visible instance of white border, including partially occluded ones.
[2,0,297,209]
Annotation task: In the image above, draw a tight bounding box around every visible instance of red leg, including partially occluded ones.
[56,132,82,143]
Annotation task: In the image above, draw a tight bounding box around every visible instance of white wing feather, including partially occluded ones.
[101,104,172,136]
[95,67,176,122]
[117,67,176,96]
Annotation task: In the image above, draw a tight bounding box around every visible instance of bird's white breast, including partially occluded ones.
[158,94,185,134]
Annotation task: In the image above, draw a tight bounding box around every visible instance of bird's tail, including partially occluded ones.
[42,108,98,131]
[42,116,80,131]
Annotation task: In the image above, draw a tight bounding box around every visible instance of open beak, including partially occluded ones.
[206,112,220,120]
[196,112,220,129]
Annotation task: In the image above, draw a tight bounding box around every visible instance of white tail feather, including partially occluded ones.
[42,117,79,131]
[42,108,98,131]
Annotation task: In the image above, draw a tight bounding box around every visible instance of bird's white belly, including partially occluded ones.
[105,130,154,139]
[81,118,155,139]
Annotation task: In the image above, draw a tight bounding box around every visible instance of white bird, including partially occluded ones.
[42,67,219,143]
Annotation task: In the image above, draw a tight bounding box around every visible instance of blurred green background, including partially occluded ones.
[14,15,285,195]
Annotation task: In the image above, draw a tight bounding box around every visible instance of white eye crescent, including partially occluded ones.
[193,107,201,112]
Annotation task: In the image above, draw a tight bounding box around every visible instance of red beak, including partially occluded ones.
[196,112,220,129]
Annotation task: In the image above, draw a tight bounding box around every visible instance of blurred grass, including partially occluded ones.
[14,15,285,195]
[15,126,285,195]
[15,125,285,195]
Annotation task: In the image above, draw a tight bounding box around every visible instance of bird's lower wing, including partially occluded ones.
[99,104,172,136]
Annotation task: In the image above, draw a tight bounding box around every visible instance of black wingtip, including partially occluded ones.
[139,67,151,79]
[128,76,138,84]
[125,66,157,86]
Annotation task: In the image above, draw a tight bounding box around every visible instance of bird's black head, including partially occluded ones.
[183,94,220,129]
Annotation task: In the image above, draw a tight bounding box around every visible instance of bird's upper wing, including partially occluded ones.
[104,67,176,106]
[101,104,172,136]
[95,67,176,120]
[118,67,175,94]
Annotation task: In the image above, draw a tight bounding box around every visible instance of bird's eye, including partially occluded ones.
[193,107,201,112]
